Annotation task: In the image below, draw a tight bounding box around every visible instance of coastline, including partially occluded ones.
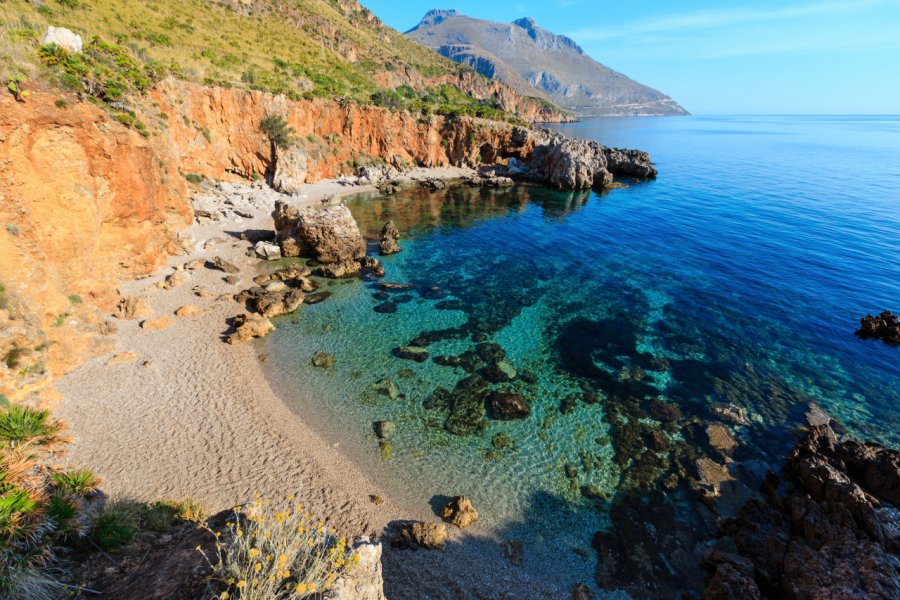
[55,167,570,599]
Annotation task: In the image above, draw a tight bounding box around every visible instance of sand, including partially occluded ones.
[56,168,571,599]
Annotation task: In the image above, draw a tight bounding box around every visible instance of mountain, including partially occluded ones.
[407,9,688,116]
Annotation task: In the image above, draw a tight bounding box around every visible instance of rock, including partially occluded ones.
[374,301,398,314]
[226,314,274,344]
[303,291,332,305]
[394,346,429,362]
[580,486,607,501]
[360,256,385,278]
[378,282,414,292]
[157,271,189,290]
[481,360,517,383]
[113,296,151,320]
[694,458,734,496]
[254,241,282,261]
[318,258,361,279]
[223,275,241,285]
[488,392,531,420]
[272,145,308,194]
[325,538,386,600]
[444,376,489,435]
[856,310,900,344]
[106,352,137,366]
[369,495,384,506]
[273,201,366,265]
[378,440,393,461]
[441,496,479,529]
[572,584,594,600]
[141,316,173,331]
[419,285,448,300]
[311,351,336,369]
[254,289,304,318]
[379,221,402,255]
[41,26,83,53]
[501,540,524,566]
[209,256,240,274]
[174,305,201,318]
[373,378,400,400]
[374,420,395,439]
[706,424,738,453]
[391,522,448,550]
[475,343,505,364]
[703,422,900,600]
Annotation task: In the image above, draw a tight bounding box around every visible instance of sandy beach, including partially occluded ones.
[55,168,567,599]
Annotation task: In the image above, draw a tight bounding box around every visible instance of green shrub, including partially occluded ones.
[67,294,82,305]
[259,113,295,150]
[52,469,99,496]
[54,99,67,108]
[184,173,203,184]
[0,405,66,447]
[90,500,140,550]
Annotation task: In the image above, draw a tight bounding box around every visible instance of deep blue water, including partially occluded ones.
[263,116,900,593]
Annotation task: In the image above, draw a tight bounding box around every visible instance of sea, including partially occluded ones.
[261,115,900,593]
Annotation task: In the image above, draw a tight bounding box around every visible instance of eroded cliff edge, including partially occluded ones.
[0,78,653,405]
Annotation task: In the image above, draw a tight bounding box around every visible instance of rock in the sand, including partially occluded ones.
[226,314,274,344]
[326,538,386,600]
[311,351,336,370]
[254,241,282,261]
[223,275,241,285]
[391,522,448,550]
[489,392,531,420]
[106,352,137,366]
[209,256,240,274]
[374,420,395,439]
[394,346,429,362]
[158,271,190,290]
[441,496,479,529]
[141,316,173,331]
[113,296,151,320]
[273,201,366,265]
[41,26,82,53]
[856,310,900,344]
[379,221,402,255]
[272,145,309,195]
[175,305,201,318]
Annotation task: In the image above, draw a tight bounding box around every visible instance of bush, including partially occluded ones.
[184,173,203,184]
[260,113,295,150]
[202,496,359,599]
[90,499,140,550]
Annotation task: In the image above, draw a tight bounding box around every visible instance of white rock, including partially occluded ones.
[41,26,83,53]
[254,241,282,261]
[273,145,309,195]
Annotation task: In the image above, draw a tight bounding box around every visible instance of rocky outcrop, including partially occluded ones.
[273,201,366,263]
[225,313,275,344]
[703,422,900,599]
[441,496,480,528]
[379,221,401,255]
[506,128,657,189]
[272,144,309,195]
[326,538,387,600]
[856,310,900,344]
[41,26,83,53]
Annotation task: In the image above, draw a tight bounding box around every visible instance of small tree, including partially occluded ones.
[260,113,295,150]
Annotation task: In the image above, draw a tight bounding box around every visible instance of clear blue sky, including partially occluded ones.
[359,0,900,114]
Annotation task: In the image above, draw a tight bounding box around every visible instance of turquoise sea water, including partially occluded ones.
[263,116,900,593]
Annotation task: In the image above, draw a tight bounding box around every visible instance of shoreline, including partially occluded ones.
[55,167,569,599]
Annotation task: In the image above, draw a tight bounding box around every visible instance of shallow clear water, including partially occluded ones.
[263,116,900,591]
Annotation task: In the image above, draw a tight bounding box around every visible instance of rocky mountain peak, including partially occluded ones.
[511,17,584,54]
[409,9,463,31]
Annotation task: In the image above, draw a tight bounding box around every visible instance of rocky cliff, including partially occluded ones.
[408,10,688,117]
[0,77,652,405]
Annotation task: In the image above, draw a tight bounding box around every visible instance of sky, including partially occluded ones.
[358,0,900,114]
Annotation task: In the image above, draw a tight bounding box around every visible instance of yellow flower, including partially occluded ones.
[236,580,246,589]
[295,583,308,594]
[219,593,229,600]
[249,548,261,559]
[254,563,262,573]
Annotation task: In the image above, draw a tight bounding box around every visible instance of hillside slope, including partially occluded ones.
[407,9,688,116]
[0,0,568,123]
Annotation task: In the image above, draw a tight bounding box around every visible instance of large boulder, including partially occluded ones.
[226,314,274,344]
[441,496,479,529]
[272,145,309,195]
[41,26,83,53]
[379,221,401,255]
[273,201,366,264]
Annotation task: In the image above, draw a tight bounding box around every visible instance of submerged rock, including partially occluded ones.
[394,346,429,362]
[444,376,489,435]
[856,310,900,344]
[379,221,402,255]
[311,351,336,369]
[373,378,400,400]
[374,301,398,314]
[488,392,531,420]
[441,496,479,529]
[481,360,517,383]
[374,420,395,439]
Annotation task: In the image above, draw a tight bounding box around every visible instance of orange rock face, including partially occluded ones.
[0,78,537,405]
